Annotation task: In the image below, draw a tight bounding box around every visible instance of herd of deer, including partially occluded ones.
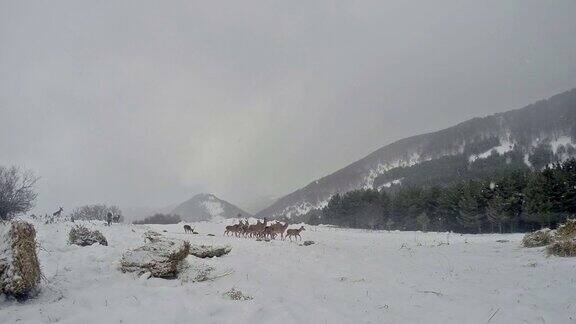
[224,219,306,241]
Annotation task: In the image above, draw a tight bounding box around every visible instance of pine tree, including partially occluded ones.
[523,172,555,229]
[457,182,484,233]
[416,212,430,232]
[486,193,507,233]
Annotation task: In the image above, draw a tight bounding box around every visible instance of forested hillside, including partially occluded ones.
[294,159,576,233]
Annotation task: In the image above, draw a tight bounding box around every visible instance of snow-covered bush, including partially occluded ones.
[69,204,122,222]
[68,225,108,246]
[0,221,41,299]
[521,228,554,248]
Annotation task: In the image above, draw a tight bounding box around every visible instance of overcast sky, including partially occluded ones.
[1,1,575,215]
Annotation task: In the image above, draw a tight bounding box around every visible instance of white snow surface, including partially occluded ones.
[1,219,575,324]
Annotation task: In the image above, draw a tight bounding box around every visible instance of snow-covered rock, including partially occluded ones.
[120,237,190,278]
[189,244,231,258]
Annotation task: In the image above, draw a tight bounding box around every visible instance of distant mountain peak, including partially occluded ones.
[171,193,252,222]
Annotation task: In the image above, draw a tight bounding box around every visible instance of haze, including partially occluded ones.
[1,1,575,216]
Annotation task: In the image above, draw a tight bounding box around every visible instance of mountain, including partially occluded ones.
[171,193,252,222]
[257,88,576,220]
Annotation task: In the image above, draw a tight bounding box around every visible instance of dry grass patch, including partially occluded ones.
[0,221,41,300]
[521,228,554,248]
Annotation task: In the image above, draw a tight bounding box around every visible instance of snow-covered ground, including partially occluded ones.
[1,219,575,324]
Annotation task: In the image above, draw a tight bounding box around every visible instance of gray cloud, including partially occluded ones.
[1,0,575,214]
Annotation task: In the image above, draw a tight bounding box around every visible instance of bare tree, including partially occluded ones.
[0,166,39,220]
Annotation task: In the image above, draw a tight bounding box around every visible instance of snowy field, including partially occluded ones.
[1,219,575,324]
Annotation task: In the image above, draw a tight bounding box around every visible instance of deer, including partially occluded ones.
[52,207,63,218]
[224,224,240,236]
[183,225,194,234]
[270,221,289,240]
[285,226,305,241]
[259,225,277,240]
[237,219,249,237]
[246,218,267,238]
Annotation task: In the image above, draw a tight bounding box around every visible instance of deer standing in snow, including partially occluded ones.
[183,225,194,233]
[285,226,305,241]
[52,207,63,218]
[271,221,289,240]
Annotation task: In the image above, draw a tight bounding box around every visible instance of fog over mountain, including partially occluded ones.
[258,89,576,220]
[1,1,575,214]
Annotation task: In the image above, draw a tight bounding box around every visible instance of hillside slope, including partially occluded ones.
[257,89,576,220]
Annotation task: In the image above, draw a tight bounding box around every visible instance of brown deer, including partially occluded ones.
[183,225,194,234]
[224,224,240,236]
[261,225,277,240]
[247,218,268,238]
[53,207,63,218]
[285,226,305,241]
[271,221,289,240]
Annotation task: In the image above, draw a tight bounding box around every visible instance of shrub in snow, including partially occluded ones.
[521,228,554,248]
[189,244,231,258]
[302,240,315,246]
[120,238,190,279]
[547,239,576,257]
[553,218,576,241]
[68,225,108,246]
[546,219,576,257]
[0,221,41,300]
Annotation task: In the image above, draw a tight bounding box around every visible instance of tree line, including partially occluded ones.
[302,158,576,233]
